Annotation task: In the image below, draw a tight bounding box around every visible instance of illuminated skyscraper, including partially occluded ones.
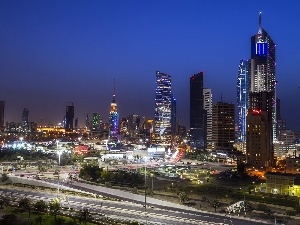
[171,95,177,136]
[190,72,206,149]
[0,101,4,130]
[237,59,249,142]
[92,113,103,131]
[65,103,74,132]
[203,88,212,149]
[109,82,119,142]
[249,12,276,141]
[154,71,172,145]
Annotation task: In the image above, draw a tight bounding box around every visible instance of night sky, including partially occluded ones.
[1,1,300,130]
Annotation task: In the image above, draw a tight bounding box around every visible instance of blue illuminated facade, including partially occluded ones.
[237,59,249,142]
[249,12,276,141]
[109,94,119,142]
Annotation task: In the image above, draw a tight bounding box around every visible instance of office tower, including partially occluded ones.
[211,102,235,150]
[22,108,29,125]
[74,118,78,130]
[237,60,249,142]
[276,98,286,136]
[92,113,103,131]
[65,103,74,132]
[109,84,119,142]
[249,12,276,141]
[0,101,5,130]
[84,113,89,130]
[190,72,206,149]
[127,114,140,137]
[171,95,177,136]
[154,71,172,145]
[246,109,272,168]
[247,91,274,167]
[203,88,212,150]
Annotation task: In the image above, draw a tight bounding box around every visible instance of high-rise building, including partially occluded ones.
[190,72,206,149]
[171,95,177,136]
[127,114,140,137]
[246,109,272,168]
[109,92,119,142]
[249,12,276,141]
[22,108,29,125]
[203,88,212,149]
[0,101,5,130]
[237,60,249,142]
[65,104,74,132]
[211,102,235,150]
[247,91,274,167]
[154,71,172,145]
[92,113,103,131]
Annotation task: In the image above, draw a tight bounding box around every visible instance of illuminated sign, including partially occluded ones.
[255,43,268,56]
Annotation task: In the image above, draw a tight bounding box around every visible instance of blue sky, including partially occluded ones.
[1,0,300,129]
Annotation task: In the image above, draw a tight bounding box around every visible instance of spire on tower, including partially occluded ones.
[258,12,262,34]
[112,78,116,103]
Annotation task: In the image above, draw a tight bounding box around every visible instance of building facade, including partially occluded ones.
[211,102,235,150]
[203,88,212,150]
[109,94,119,142]
[247,91,274,167]
[154,71,172,145]
[65,104,74,132]
[190,72,206,149]
[249,12,276,142]
[0,101,5,130]
[237,59,249,142]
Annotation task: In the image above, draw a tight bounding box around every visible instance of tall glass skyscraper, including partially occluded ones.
[237,59,249,142]
[249,12,276,141]
[154,71,172,145]
[203,88,212,149]
[190,72,206,149]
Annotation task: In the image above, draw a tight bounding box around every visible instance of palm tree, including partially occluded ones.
[49,199,60,221]
[0,196,10,209]
[77,208,92,225]
[18,197,31,219]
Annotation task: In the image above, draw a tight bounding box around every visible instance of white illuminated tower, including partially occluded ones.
[154,71,172,145]
[249,12,276,142]
[203,88,212,149]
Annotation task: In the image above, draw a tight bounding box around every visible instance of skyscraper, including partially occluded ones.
[247,91,274,167]
[0,101,4,130]
[171,95,177,136]
[237,59,249,142]
[249,12,276,141]
[154,71,172,145]
[22,108,29,125]
[190,72,206,149]
[211,102,235,150]
[65,103,74,132]
[109,82,119,142]
[203,88,212,150]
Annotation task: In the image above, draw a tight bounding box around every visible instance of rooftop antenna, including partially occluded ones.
[221,93,223,102]
[258,12,262,34]
[113,78,116,97]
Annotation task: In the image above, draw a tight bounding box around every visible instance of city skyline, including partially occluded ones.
[1,1,300,129]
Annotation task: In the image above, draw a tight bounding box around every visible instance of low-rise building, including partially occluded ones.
[265,172,300,196]
[286,157,300,174]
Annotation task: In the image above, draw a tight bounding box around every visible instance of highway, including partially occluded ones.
[0,184,268,225]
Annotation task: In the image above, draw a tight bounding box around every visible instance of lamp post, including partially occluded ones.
[151,173,154,192]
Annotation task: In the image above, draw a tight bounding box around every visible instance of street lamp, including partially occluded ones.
[150,173,154,192]
[57,151,62,166]
[144,156,148,225]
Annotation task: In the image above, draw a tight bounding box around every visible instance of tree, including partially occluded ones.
[49,199,61,221]
[18,197,31,219]
[0,196,10,209]
[257,203,273,217]
[77,208,92,225]
[34,200,47,214]
[210,199,221,213]
[0,173,9,183]
[178,191,188,203]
